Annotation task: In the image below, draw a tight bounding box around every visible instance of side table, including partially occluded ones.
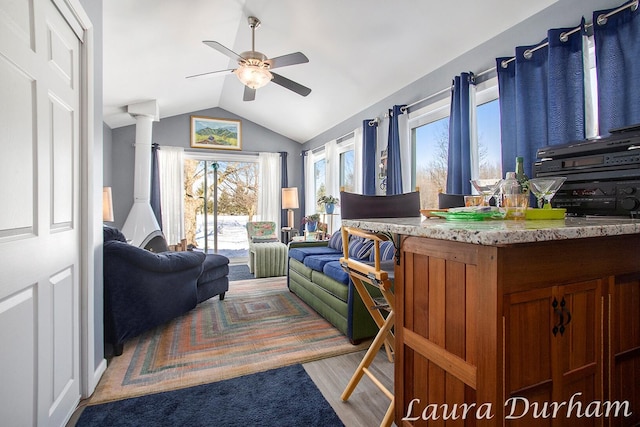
[281,227,299,243]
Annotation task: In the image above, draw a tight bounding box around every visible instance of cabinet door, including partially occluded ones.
[608,274,640,427]
[505,287,555,427]
[554,280,602,427]
[504,280,602,427]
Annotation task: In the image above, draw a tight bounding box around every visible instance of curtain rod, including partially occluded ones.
[500,0,638,68]
[399,66,497,113]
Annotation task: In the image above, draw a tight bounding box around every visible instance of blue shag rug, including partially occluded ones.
[228,264,255,281]
[77,364,343,427]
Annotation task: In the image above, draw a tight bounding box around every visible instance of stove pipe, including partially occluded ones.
[121,100,163,248]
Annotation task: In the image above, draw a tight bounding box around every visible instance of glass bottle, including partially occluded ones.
[515,156,529,195]
[501,172,521,219]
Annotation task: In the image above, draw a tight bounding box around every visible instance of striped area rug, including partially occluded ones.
[90,277,368,404]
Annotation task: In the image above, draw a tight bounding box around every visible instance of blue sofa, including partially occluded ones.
[287,230,396,343]
[103,226,229,356]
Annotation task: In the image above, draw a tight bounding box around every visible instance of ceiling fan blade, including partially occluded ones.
[203,41,245,62]
[243,86,256,101]
[271,72,311,97]
[266,52,309,69]
[185,69,235,80]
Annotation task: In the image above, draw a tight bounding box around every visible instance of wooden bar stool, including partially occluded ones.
[339,226,396,427]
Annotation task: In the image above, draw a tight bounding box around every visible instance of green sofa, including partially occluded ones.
[287,232,395,344]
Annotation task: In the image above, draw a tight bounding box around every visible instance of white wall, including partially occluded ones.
[302,0,624,150]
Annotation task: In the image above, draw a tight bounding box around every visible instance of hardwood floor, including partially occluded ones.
[304,349,395,427]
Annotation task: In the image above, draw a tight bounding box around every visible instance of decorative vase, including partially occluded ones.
[325,203,335,214]
[306,221,318,232]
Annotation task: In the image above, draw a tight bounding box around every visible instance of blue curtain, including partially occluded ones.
[279,151,288,228]
[594,2,640,134]
[362,119,378,195]
[150,143,163,229]
[496,22,585,178]
[386,105,405,195]
[447,72,474,195]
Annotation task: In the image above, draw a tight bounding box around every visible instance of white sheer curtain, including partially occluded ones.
[468,84,479,181]
[378,116,389,195]
[158,146,184,245]
[325,140,339,198]
[304,150,317,216]
[398,112,412,192]
[257,152,281,226]
[353,126,363,193]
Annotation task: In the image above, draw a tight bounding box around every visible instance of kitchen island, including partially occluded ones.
[341,216,640,426]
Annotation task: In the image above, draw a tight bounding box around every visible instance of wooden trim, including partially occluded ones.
[404,328,477,388]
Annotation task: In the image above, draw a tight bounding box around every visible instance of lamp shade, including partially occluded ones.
[234,64,273,90]
[103,187,114,222]
[282,187,299,209]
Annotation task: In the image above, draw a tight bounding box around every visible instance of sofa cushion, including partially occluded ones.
[310,269,349,302]
[323,260,350,285]
[288,246,341,263]
[251,236,279,243]
[303,253,343,272]
[348,237,375,260]
[289,258,313,281]
[198,254,230,284]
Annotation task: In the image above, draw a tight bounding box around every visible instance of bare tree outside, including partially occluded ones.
[414,118,449,209]
[413,101,502,209]
[183,159,258,257]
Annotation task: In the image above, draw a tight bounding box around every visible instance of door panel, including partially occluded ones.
[0,288,36,427]
[0,0,81,425]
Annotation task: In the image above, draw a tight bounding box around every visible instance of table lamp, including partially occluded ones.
[281,187,299,229]
[103,187,114,222]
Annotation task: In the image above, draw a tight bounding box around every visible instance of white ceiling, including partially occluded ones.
[103,0,557,143]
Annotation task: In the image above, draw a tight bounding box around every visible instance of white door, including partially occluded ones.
[0,0,82,425]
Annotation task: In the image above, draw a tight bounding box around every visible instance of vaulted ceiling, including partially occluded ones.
[103,0,557,143]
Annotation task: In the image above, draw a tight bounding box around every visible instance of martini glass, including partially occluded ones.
[470,179,503,207]
[528,177,567,209]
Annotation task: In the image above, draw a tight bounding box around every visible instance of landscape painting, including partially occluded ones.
[190,116,242,150]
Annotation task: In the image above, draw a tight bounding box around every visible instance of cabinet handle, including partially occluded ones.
[561,297,572,331]
[552,297,563,337]
[560,297,569,336]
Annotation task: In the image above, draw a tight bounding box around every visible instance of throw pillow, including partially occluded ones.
[369,240,396,261]
[328,229,344,251]
[348,237,375,260]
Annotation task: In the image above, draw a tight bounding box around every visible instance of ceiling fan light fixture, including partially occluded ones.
[234,64,273,90]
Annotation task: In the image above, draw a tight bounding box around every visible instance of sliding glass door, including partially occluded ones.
[184,157,258,263]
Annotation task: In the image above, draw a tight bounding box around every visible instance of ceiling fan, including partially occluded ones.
[186,16,311,101]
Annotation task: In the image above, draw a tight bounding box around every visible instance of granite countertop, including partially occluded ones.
[340,216,640,246]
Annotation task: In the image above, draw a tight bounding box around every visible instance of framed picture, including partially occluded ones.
[190,116,242,150]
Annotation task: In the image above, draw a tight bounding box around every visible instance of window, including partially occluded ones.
[476,98,502,178]
[339,150,355,192]
[409,77,502,208]
[313,155,326,212]
[183,155,259,262]
[412,116,449,209]
[337,133,355,193]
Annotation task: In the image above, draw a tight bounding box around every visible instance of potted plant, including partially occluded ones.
[317,195,339,214]
[301,213,321,232]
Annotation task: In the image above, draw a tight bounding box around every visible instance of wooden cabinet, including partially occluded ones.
[395,234,640,427]
[608,273,640,427]
[504,280,602,426]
